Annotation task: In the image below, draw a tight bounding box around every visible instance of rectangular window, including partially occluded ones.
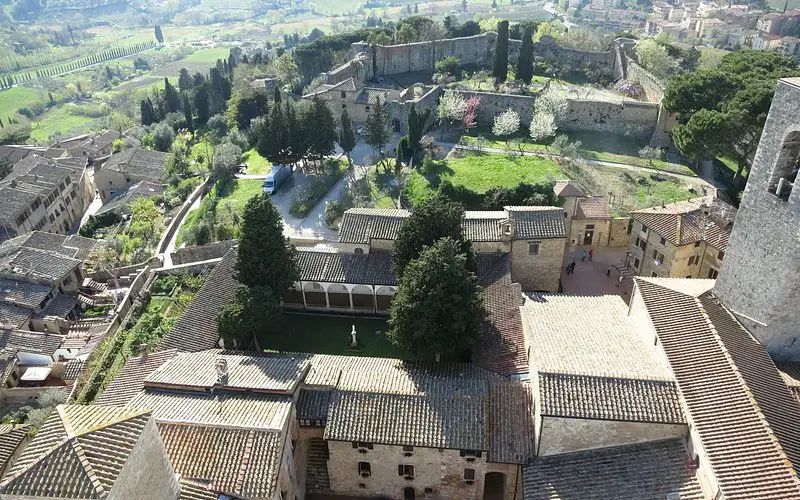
[717,250,725,260]
[694,241,701,248]
[641,224,648,233]
[708,268,719,279]
[660,236,666,245]
[398,464,415,478]
[633,257,640,269]
[341,91,346,98]
[402,445,414,456]
[359,483,367,489]
[424,488,434,495]
[464,469,475,484]
[652,272,658,277]
[352,442,373,452]
[652,250,664,263]
[528,241,541,256]
[460,450,482,460]
[586,224,595,229]
[688,256,696,266]
[358,462,371,477]
[365,105,371,111]
[341,104,346,108]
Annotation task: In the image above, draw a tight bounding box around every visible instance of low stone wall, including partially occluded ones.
[448,90,660,140]
[533,35,616,76]
[624,59,665,103]
[323,53,369,86]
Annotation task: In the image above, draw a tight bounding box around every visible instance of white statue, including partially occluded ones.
[351,324,358,348]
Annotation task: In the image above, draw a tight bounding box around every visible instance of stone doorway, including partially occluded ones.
[583,229,594,245]
[483,472,506,500]
[403,486,416,500]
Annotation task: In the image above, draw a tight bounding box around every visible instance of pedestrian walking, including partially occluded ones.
[616,275,623,287]
[582,249,587,261]
[606,266,612,277]
[588,248,594,261]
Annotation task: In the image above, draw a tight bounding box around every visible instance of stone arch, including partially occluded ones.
[351,285,375,311]
[483,471,506,500]
[375,285,396,312]
[302,281,327,307]
[403,487,415,500]
[770,129,800,200]
[327,283,351,309]
[284,282,304,306]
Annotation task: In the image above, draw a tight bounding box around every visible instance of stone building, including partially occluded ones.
[0,152,92,242]
[714,77,800,361]
[53,130,120,160]
[0,404,180,499]
[94,147,167,202]
[555,180,628,248]
[626,196,736,279]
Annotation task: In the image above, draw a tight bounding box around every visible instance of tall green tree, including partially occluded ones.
[391,193,473,277]
[234,193,300,293]
[163,77,180,114]
[304,96,337,167]
[388,237,483,362]
[140,98,157,126]
[218,285,280,349]
[407,104,431,156]
[492,20,509,83]
[178,68,193,93]
[364,97,390,160]
[154,24,164,44]
[193,84,210,125]
[339,108,356,167]
[515,25,535,84]
[664,50,799,181]
[182,93,194,132]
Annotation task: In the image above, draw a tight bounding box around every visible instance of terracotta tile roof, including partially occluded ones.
[633,197,736,250]
[463,211,507,242]
[179,479,219,500]
[539,373,684,423]
[101,148,167,181]
[160,249,238,352]
[575,196,611,219]
[127,389,293,430]
[523,439,706,499]
[39,293,78,318]
[338,208,410,244]
[0,405,151,497]
[0,352,17,385]
[95,349,179,406]
[472,253,527,376]
[6,247,81,283]
[298,248,396,285]
[777,362,800,388]
[296,388,332,423]
[158,422,282,499]
[0,303,32,329]
[61,359,86,381]
[489,380,535,464]
[523,294,671,380]
[553,180,586,198]
[144,349,310,394]
[636,278,800,498]
[505,206,566,239]
[325,389,487,450]
[0,329,63,357]
[0,277,52,309]
[0,424,27,477]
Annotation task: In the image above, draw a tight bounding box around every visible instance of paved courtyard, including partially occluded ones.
[559,245,634,301]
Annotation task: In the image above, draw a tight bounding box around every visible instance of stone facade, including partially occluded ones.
[628,219,726,279]
[537,417,687,456]
[326,440,521,500]
[714,77,800,361]
[510,238,565,292]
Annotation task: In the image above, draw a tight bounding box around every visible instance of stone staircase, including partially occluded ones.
[306,438,331,495]
[614,263,636,280]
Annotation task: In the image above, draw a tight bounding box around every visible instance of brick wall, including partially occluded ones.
[510,238,565,292]
[326,440,520,500]
[714,78,800,360]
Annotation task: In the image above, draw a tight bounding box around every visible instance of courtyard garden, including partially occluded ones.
[75,272,207,403]
[177,178,263,246]
[259,313,412,359]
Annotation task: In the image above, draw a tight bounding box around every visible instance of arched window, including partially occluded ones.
[354,247,364,255]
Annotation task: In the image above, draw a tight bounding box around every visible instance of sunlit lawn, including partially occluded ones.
[242,148,272,174]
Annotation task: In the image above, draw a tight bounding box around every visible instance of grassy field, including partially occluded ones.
[183,47,231,64]
[30,106,98,142]
[461,130,695,176]
[217,179,263,213]
[0,87,46,117]
[406,152,563,205]
[176,178,262,246]
[242,148,272,174]
[260,313,411,359]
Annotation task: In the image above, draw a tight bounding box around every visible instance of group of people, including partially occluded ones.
[565,248,594,275]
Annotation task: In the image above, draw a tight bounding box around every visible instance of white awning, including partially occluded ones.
[20,366,52,382]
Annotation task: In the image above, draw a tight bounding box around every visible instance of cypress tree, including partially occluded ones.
[492,20,509,83]
[516,25,535,84]
[273,86,281,103]
[183,93,194,132]
[339,108,356,167]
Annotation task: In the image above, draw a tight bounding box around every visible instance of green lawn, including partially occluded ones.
[30,106,97,142]
[183,47,231,64]
[260,313,411,359]
[461,130,695,176]
[0,87,45,116]
[242,148,272,174]
[406,152,563,205]
[224,179,264,212]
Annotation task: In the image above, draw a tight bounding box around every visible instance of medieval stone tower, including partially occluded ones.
[714,77,800,361]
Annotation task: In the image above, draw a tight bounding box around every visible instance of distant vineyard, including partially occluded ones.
[0,41,156,89]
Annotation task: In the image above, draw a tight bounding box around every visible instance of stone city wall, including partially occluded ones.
[533,35,617,76]
[324,53,369,86]
[448,90,660,140]
[624,58,665,103]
